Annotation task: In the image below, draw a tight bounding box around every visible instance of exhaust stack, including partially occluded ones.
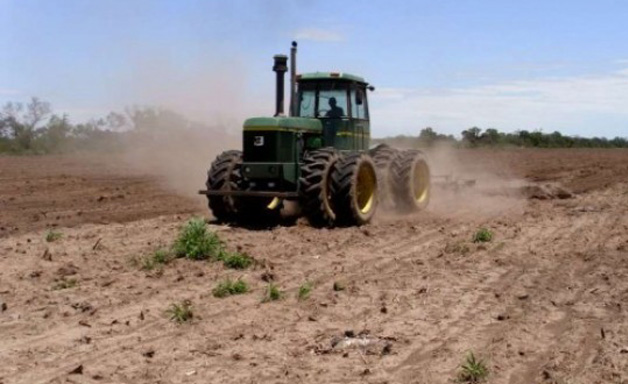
[272,54,288,117]
[290,41,297,116]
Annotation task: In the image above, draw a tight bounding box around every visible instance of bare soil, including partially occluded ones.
[1,149,627,384]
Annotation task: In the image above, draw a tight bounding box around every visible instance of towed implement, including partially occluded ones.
[199,42,430,227]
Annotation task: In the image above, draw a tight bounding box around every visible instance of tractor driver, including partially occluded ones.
[325,97,344,118]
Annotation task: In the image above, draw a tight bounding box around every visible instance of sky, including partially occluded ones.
[1,0,627,138]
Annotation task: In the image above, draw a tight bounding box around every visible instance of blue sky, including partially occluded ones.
[1,0,627,138]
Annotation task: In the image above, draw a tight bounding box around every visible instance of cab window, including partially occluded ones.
[297,81,349,119]
[299,89,316,118]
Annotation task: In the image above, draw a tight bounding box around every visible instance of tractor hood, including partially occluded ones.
[243,117,322,133]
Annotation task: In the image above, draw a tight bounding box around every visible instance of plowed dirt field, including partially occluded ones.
[1,149,627,384]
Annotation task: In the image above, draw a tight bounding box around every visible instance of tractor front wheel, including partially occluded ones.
[206,150,242,223]
[391,149,430,211]
[332,153,378,226]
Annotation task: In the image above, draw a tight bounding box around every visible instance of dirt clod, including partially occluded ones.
[69,365,83,375]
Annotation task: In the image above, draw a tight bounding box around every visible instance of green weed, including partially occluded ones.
[140,249,174,271]
[52,277,77,290]
[457,352,489,383]
[473,228,493,243]
[262,283,282,302]
[297,281,313,301]
[45,230,62,242]
[212,278,249,298]
[173,218,222,260]
[166,300,194,323]
[221,251,254,270]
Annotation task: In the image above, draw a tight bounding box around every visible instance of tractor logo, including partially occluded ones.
[254,136,264,146]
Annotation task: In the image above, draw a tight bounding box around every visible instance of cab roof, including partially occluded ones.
[298,72,367,84]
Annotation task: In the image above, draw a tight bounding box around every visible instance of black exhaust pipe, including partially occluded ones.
[290,41,297,116]
[272,54,288,117]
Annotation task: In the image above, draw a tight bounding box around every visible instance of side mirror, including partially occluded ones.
[367,85,375,92]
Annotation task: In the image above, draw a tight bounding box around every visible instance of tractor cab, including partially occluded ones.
[296,72,371,151]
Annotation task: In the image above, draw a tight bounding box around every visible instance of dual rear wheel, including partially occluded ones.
[299,148,378,227]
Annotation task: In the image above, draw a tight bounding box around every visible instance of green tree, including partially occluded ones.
[461,127,482,146]
[0,97,51,151]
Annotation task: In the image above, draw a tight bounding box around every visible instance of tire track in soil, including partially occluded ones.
[387,204,594,382]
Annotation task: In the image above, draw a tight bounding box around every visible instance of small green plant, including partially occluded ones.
[262,283,282,302]
[153,249,171,264]
[45,230,62,242]
[473,228,493,243]
[52,277,77,290]
[173,218,222,260]
[297,281,313,301]
[166,300,194,323]
[221,251,254,270]
[457,352,489,383]
[333,281,345,291]
[213,278,249,298]
[139,249,174,271]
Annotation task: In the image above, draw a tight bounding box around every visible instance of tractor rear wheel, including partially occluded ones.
[299,147,340,227]
[332,152,378,226]
[369,144,400,207]
[206,150,242,223]
[391,149,430,211]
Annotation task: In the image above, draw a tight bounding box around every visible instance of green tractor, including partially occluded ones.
[200,42,430,227]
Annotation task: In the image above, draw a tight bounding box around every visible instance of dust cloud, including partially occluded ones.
[424,143,528,218]
[107,49,268,205]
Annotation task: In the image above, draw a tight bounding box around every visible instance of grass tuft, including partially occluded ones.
[473,228,493,243]
[140,249,174,271]
[221,251,254,270]
[262,283,282,302]
[297,281,313,301]
[213,278,249,298]
[52,277,77,290]
[166,300,193,323]
[173,218,222,260]
[457,352,489,383]
[45,230,62,242]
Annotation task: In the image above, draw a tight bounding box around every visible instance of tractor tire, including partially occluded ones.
[369,144,400,207]
[206,150,242,223]
[331,152,378,226]
[391,149,430,211]
[299,147,340,227]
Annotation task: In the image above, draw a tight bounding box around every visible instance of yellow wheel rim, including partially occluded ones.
[413,161,430,203]
[266,197,281,210]
[356,163,376,214]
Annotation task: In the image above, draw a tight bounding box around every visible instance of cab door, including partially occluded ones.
[350,85,370,150]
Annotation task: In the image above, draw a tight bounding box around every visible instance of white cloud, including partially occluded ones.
[293,28,344,42]
[370,67,628,138]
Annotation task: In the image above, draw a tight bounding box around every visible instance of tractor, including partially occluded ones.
[199,42,430,227]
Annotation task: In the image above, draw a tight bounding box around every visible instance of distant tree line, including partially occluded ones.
[2,97,627,154]
[376,126,628,149]
[0,97,215,154]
